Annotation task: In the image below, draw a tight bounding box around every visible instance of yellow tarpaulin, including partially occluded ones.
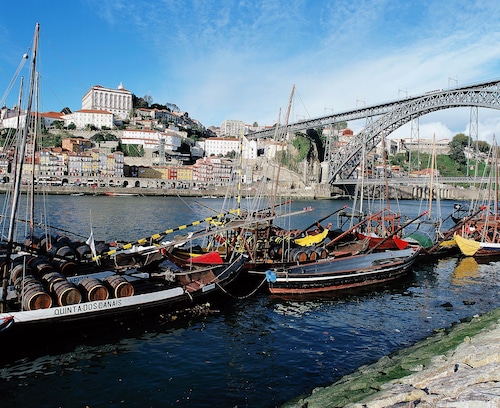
[294,229,329,247]
[454,233,481,256]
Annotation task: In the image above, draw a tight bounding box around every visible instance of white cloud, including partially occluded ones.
[4,0,500,141]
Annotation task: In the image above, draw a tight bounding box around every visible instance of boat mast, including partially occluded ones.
[29,72,40,239]
[382,132,390,212]
[271,85,295,216]
[428,133,436,219]
[1,23,39,310]
[8,23,38,244]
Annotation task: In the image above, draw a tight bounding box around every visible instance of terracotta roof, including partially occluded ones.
[40,111,64,119]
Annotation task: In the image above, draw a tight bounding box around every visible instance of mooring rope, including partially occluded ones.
[215,276,267,300]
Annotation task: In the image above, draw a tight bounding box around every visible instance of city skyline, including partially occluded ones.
[1,1,500,143]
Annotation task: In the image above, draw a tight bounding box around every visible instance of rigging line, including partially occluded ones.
[0,214,88,240]
[0,52,30,107]
[175,191,199,213]
[293,88,312,119]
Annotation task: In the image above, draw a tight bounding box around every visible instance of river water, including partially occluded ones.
[1,195,499,407]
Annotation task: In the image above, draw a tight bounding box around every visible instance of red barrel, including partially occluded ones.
[79,277,109,301]
[52,279,82,306]
[104,275,134,298]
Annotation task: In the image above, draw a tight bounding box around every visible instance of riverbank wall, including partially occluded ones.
[0,183,482,201]
[283,307,500,407]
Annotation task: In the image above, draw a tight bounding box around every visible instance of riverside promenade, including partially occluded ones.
[284,307,500,407]
[0,182,481,201]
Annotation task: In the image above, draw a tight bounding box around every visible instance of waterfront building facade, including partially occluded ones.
[192,156,233,184]
[204,137,240,157]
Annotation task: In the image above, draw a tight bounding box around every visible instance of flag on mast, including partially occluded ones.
[86,228,99,264]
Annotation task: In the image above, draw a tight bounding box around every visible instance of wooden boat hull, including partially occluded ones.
[263,247,420,294]
[0,254,246,336]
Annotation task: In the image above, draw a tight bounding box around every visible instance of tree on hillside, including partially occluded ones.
[477,140,490,153]
[143,95,153,107]
[53,120,64,129]
[449,133,470,168]
[90,132,118,143]
[166,103,180,112]
[132,94,149,108]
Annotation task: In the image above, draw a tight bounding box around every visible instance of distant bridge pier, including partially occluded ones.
[411,185,451,200]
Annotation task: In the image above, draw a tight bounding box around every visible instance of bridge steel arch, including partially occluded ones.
[327,80,500,183]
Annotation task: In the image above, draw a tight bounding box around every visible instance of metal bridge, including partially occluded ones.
[329,176,489,186]
[248,79,500,185]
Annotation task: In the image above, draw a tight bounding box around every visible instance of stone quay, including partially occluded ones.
[284,307,500,408]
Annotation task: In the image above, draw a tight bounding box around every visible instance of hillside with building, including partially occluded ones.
[0,81,485,198]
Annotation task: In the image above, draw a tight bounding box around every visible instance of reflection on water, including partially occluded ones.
[0,197,499,407]
[452,256,480,285]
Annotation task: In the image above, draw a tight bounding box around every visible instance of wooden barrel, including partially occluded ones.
[285,247,296,260]
[95,242,110,255]
[29,257,55,276]
[79,277,109,301]
[18,276,53,311]
[54,234,72,245]
[39,236,54,253]
[314,247,328,259]
[104,275,134,298]
[55,245,77,260]
[306,247,318,261]
[41,271,66,292]
[289,247,308,262]
[10,263,33,285]
[52,279,82,306]
[52,259,79,276]
[74,244,91,260]
[268,245,281,260]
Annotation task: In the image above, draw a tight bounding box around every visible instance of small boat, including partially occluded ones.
[258,247,420,294]
[103,192,139,197]
[0,252,247,337]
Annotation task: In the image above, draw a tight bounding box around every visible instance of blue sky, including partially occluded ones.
[2,0,500,142]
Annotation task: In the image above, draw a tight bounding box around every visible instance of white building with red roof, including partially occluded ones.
[62,109,114,130]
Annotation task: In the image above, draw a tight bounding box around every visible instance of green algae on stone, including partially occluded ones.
[282,308,500,408]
